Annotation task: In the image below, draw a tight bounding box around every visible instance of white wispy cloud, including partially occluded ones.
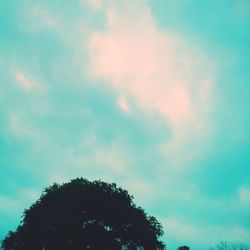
[8,113,47,144]
[46,135,132,185]
[0,188,40,217]
[15,71,47,93]
[28,5,58,30]
[164,217,250,246]
[238,186,250,206]
[83,0,103,10]
[15,72,35,91]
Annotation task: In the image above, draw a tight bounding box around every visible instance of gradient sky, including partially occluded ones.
[0,0,250,249]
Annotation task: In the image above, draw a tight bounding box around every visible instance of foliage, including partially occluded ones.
[1,178,165,250]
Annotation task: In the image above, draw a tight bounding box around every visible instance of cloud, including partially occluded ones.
[8,113,46,143]
[0,188,40,217]
[46,135,131,185]
[70,143,126,173]
[239,186,250,206]
[87,2,215,166]
[118,96,130,114]
[235,0,250,18]
[15,71,47,93]
[0,195,21,215]
[28,5,57,30]
[120,178,156,206]
[15,72,34,91]
[84,0,103,10]
[164,217,250,246]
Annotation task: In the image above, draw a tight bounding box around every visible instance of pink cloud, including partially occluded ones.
[87,2,215,163]
[118,96,130,114]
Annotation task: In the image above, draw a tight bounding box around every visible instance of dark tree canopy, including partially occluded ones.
[178,246,189,250]
[1,178,165,250]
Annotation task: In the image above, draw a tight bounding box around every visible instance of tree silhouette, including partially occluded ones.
[1,178,165,250]
[178,246,190,250]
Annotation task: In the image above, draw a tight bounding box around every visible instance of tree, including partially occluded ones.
[1,178,165,250]
[178,246,190,250]
[209,241,250,250]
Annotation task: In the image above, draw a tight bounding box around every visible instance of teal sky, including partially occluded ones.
[0,1,250,249]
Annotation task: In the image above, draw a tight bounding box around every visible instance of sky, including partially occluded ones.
[0,0,250,249]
